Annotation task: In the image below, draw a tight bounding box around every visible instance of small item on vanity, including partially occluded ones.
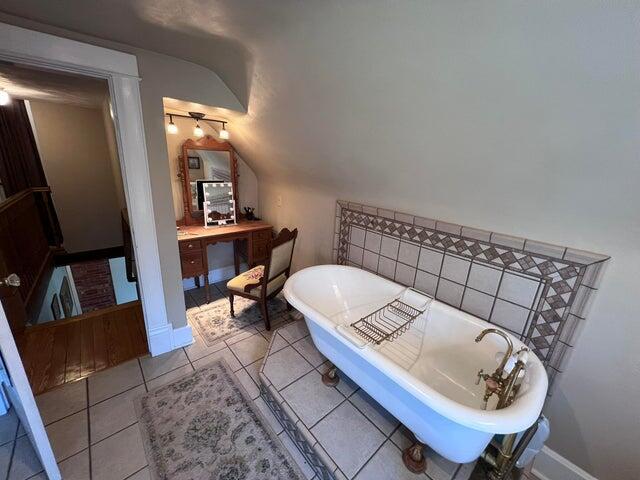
[243,207,260,221]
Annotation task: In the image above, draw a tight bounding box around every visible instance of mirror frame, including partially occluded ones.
[179,135,238,226]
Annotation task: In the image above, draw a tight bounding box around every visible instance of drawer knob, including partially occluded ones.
[188,244,193,248]
[190,260,195,264]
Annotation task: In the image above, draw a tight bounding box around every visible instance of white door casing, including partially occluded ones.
[0,22,193,355]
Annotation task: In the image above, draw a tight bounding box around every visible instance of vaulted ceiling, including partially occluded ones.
[0,1,633,210]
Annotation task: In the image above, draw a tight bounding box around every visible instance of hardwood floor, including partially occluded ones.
[18,300,148,395]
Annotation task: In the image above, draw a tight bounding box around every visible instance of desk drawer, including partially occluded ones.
[179,240,202,253]
[252,229,272,243]
[180,251,204,276]
[252,241,269,262]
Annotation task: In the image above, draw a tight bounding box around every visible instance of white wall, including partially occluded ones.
[164,114,258,277]
[101,98,127,211]
[108,257,138,304]
[29,100,123,252]
[253,4,640,478]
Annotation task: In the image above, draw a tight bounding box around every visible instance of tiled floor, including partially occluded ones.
[0,281,539,480]
[0,282,314,480]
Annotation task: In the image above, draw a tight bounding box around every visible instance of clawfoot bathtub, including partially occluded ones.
[283,265,547,464]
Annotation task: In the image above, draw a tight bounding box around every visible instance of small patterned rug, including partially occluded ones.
[188,294,287,346]
[136,360,305,480]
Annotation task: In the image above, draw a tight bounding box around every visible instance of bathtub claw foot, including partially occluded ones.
[321,365,340,386]
[402,441,427,474]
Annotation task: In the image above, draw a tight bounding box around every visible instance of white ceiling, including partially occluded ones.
[0,61,108,108]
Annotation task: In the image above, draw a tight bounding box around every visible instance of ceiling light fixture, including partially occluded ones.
[0,89,10,106]
[219,122,229,140]
[166,114,178,134]
[164,112,230,140]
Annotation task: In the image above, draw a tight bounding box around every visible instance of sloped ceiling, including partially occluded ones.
[0,1,634,206]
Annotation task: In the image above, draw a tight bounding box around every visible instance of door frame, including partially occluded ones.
[0,22,187,355]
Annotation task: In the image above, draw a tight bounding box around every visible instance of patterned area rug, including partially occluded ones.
[136,360,305,480]
[188,294,287,346]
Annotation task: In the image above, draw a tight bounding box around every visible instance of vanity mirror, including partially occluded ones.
[178,135,238,225]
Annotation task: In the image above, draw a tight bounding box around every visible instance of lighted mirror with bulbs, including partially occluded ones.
[178,134,238,226]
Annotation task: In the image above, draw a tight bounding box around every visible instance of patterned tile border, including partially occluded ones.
[333,200,610,387]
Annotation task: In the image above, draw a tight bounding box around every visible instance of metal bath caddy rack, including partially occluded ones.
[350,288,432,345]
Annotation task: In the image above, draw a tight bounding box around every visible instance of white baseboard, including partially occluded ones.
[182,264,248,290]
[172,324,194,349]
[532,446,597,480]
[147,324,194,356]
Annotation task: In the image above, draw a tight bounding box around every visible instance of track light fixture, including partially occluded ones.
[219,122,229,140]
[164,111,230,140]
[166,114,178,134]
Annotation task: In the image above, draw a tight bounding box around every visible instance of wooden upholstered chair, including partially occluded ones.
[226,228,298,330]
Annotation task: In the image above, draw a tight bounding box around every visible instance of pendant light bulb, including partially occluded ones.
[0,89,10,106]
[219,124,229,140]
[194,122,204,138]
[166,114,178,134]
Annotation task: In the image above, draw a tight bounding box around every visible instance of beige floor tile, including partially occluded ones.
[90,385,146,444]
[281,370,345,428]
[234,368,260,399]
[127,466,151,479]
[8,436,42,479]
[292,336,326,367]
[354,439,424,480]
[88,359,144,405]
[0,409,19,446]
[311,402,385,478]
[183,330,226,362]
[139,348,189,380]
[192,346,242,371]
[45,410,88,461]
[229,334,269,365]
[0,442,12,478]
[58,449,90,480]
[145,364,195,391]
[263,346,313,389]
[91,424,147,480]
[36,379,87,425]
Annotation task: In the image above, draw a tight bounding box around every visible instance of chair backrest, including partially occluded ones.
[266,228,298,281]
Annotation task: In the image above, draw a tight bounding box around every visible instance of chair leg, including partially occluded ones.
[229,293,235,317]
[260,299,271,331]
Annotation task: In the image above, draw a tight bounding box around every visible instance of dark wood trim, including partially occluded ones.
[178,135,238,226]
[54,246,125,266]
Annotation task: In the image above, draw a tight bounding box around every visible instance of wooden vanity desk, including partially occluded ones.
[177,220,273,302]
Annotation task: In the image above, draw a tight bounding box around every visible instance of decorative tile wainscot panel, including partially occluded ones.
[333,201,609,386]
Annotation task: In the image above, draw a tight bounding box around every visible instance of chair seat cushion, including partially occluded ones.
[226,266,287,296]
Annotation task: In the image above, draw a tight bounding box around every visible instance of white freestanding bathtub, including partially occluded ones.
[283,265,548,463]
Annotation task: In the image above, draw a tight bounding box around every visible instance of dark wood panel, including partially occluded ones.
[18,301,148,395]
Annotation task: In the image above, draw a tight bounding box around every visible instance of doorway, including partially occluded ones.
[0,62,149,395]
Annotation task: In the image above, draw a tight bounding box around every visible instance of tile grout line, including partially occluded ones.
[86,378,93,480]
